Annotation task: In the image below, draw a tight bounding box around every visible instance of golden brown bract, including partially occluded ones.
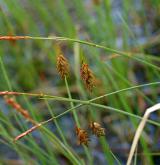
[56,54,69,79]
[80,62,96,92]
[90,122,105,137]
[75,126,89,146]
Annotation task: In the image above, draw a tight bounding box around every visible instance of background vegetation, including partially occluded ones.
[0,0,160,164]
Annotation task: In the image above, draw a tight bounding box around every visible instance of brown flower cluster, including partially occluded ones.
[56,52,96,92]
[56,54,69,79]
[75,122,105,146]
[90,122,105,137]
[76,126,89,146]
[0,36,29,40]
[80,62,96,91]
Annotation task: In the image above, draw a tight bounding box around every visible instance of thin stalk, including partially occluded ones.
[2,89,160,127]
[16,102,159,133]
[89,102,160,127]
[1,35,159,71]
[1,81,159,105]
[64,77,80,126]
[109,150,121,165]
[134,147,138,165]
[44,99,68,146]
[64,76,93,164]
[90,81,160,102]
[0,55,12,91]
[29,36,160,71]
[0,52,37,163]
[53,102,160,127]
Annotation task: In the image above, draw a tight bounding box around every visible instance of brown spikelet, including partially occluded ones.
[0,36,29,40]
[80,62,96,92]
[56,54,69,79]
[0,91,19,96]
[14,123,41,142]
[4,96,35,124]
[90,122,105,137]
[75,126,89,146]
[14,116,55,141]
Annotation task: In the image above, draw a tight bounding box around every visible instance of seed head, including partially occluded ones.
[56,54,69,79]
[90,122,105,137]
[75,126,89,146]
[80,62,96,92]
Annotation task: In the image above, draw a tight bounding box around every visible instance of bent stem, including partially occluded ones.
[14,102,160,146]
[1,81,159,106]
[1,35,160,71]
[27,36,160,71]
[127,103,160,165]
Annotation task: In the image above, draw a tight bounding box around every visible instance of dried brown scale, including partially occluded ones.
[80,63,96,91]
[90,122,105,137]
[56,54,69,79]
[75,126,89,146]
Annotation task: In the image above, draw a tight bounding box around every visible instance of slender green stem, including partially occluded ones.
[89,102,160,127]
[134,147,138,165]
[2,82,158,127]
[90,81,160,102]
[64,76,80,126]
[44,99,68,146]
[64,76,92,164]
[28,36,160,71]
[0,55,12,91]
[55,104,83,119]
[53,102,160,127]
[33,101,160,133]
[3,81,158,106]
[40,126,81,165]
[109,150,121,165]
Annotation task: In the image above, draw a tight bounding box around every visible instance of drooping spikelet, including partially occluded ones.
[75,126,89,146]
[90,122,105,137]
[4,96,35,124]
[14,123,41,142]
[80,62,96,91]
[0,36,29,40]
[0,91,19,95]
[56,54,69,79]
